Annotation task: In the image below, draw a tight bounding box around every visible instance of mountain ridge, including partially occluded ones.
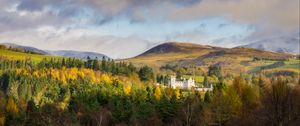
[1,43,111,60]
[137,42,224,57]
[238,33,300,54]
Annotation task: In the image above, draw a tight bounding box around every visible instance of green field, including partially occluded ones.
[281,59,300,69]
[182,75,204,83]
[0,49,60,62]
[249,59,300,73]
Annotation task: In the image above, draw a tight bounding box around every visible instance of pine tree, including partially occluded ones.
[101,56,107,71]
[203,75,209,87]
[138,66,154,82]
[92,59,99,70]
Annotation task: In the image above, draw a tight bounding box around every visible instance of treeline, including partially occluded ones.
[253,57,289,61]
[0,57,142,77]
[260,61,285,70]
[160,64,204,77]
[38,57,138,76]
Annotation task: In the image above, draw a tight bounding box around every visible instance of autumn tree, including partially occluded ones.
[6,97,19,115]
[154,86,162,101]
[260,78,300,125]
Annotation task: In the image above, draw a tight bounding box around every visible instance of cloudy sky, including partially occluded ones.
[0,0,299,58]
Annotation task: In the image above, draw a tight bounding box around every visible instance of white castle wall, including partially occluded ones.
[169,76,195,89]
[169,76,213,92]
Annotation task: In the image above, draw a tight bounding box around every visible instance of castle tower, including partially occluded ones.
[169,76,177,88]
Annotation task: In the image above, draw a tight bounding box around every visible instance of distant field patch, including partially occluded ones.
[182,75,204,83]
[0,49,60,62]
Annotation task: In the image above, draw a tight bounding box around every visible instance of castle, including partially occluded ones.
[169,76,195,89]
[168,76,213,92]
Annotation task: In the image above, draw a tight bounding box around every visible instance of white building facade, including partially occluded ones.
[169,76,195,89]
[195,84,213,92]
[169,76,213,92]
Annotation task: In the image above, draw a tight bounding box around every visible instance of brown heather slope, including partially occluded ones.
[125,42,299,75]
[125,42,224,70]
[138,42,223,56]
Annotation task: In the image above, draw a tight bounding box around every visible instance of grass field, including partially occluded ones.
[182,75,204,83]
[281,59,300,69]
[249,59,300,73]
[0,49,60,62]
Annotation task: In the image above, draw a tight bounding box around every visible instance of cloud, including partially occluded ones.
[0,1,72,33]
[3,0,299,32]
[170,0,299,30]
[0,0,299,58]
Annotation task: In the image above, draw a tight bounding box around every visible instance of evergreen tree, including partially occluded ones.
[203,75,209,87]
[86,56,92,68]
[138,66,154,82]
[92,59,99,70]
[61,58,66,67]
[208,65,222,77]
[101,56,107,71]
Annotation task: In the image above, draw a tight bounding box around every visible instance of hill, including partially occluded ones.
[1,43,48,55]
[1,43,110,60]
[46,50,110,60]
[126,42,299,75]
[138,42,223,56]
[0,46,60,62]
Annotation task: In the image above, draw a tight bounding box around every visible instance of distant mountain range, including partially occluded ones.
[46,50,109,60]
[1,43,110,60]
[238,33,300,54]
[2,43,49,54]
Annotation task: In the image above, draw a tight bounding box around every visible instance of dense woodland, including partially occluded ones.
[0,57,300,126]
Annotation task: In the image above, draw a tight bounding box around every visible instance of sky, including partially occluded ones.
[0,0,299,58]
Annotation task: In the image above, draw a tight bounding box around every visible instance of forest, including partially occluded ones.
[0,57,300,126]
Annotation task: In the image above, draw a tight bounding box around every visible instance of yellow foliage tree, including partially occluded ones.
[33,71,39,77]
[123,85,132,96]
[154,86,162,100]
[51,69,60,80]
[68,68,78,80]
[101,74,112,84]
[175,87,181,100]
[6,97,19,115]
[60,72,67,85]
[57,89,71,110]
[0,115,4,126]
[77,70,85,79]
[90,72,97,84]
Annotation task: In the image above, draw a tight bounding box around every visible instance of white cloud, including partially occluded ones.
[0,0,299,58]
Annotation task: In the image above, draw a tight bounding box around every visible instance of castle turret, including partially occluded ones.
[169,76,177,88]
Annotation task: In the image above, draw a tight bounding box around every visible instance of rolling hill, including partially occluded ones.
[1,43,49,54]
[1,43,110,60]
[126,42,299,75]
[45,50,110,60]
[0,46,60,62]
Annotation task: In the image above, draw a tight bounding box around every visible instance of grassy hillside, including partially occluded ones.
[0,48,60,62]
[125,42,299,75]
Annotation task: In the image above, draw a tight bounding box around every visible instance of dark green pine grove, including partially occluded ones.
[0,56,300,126]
